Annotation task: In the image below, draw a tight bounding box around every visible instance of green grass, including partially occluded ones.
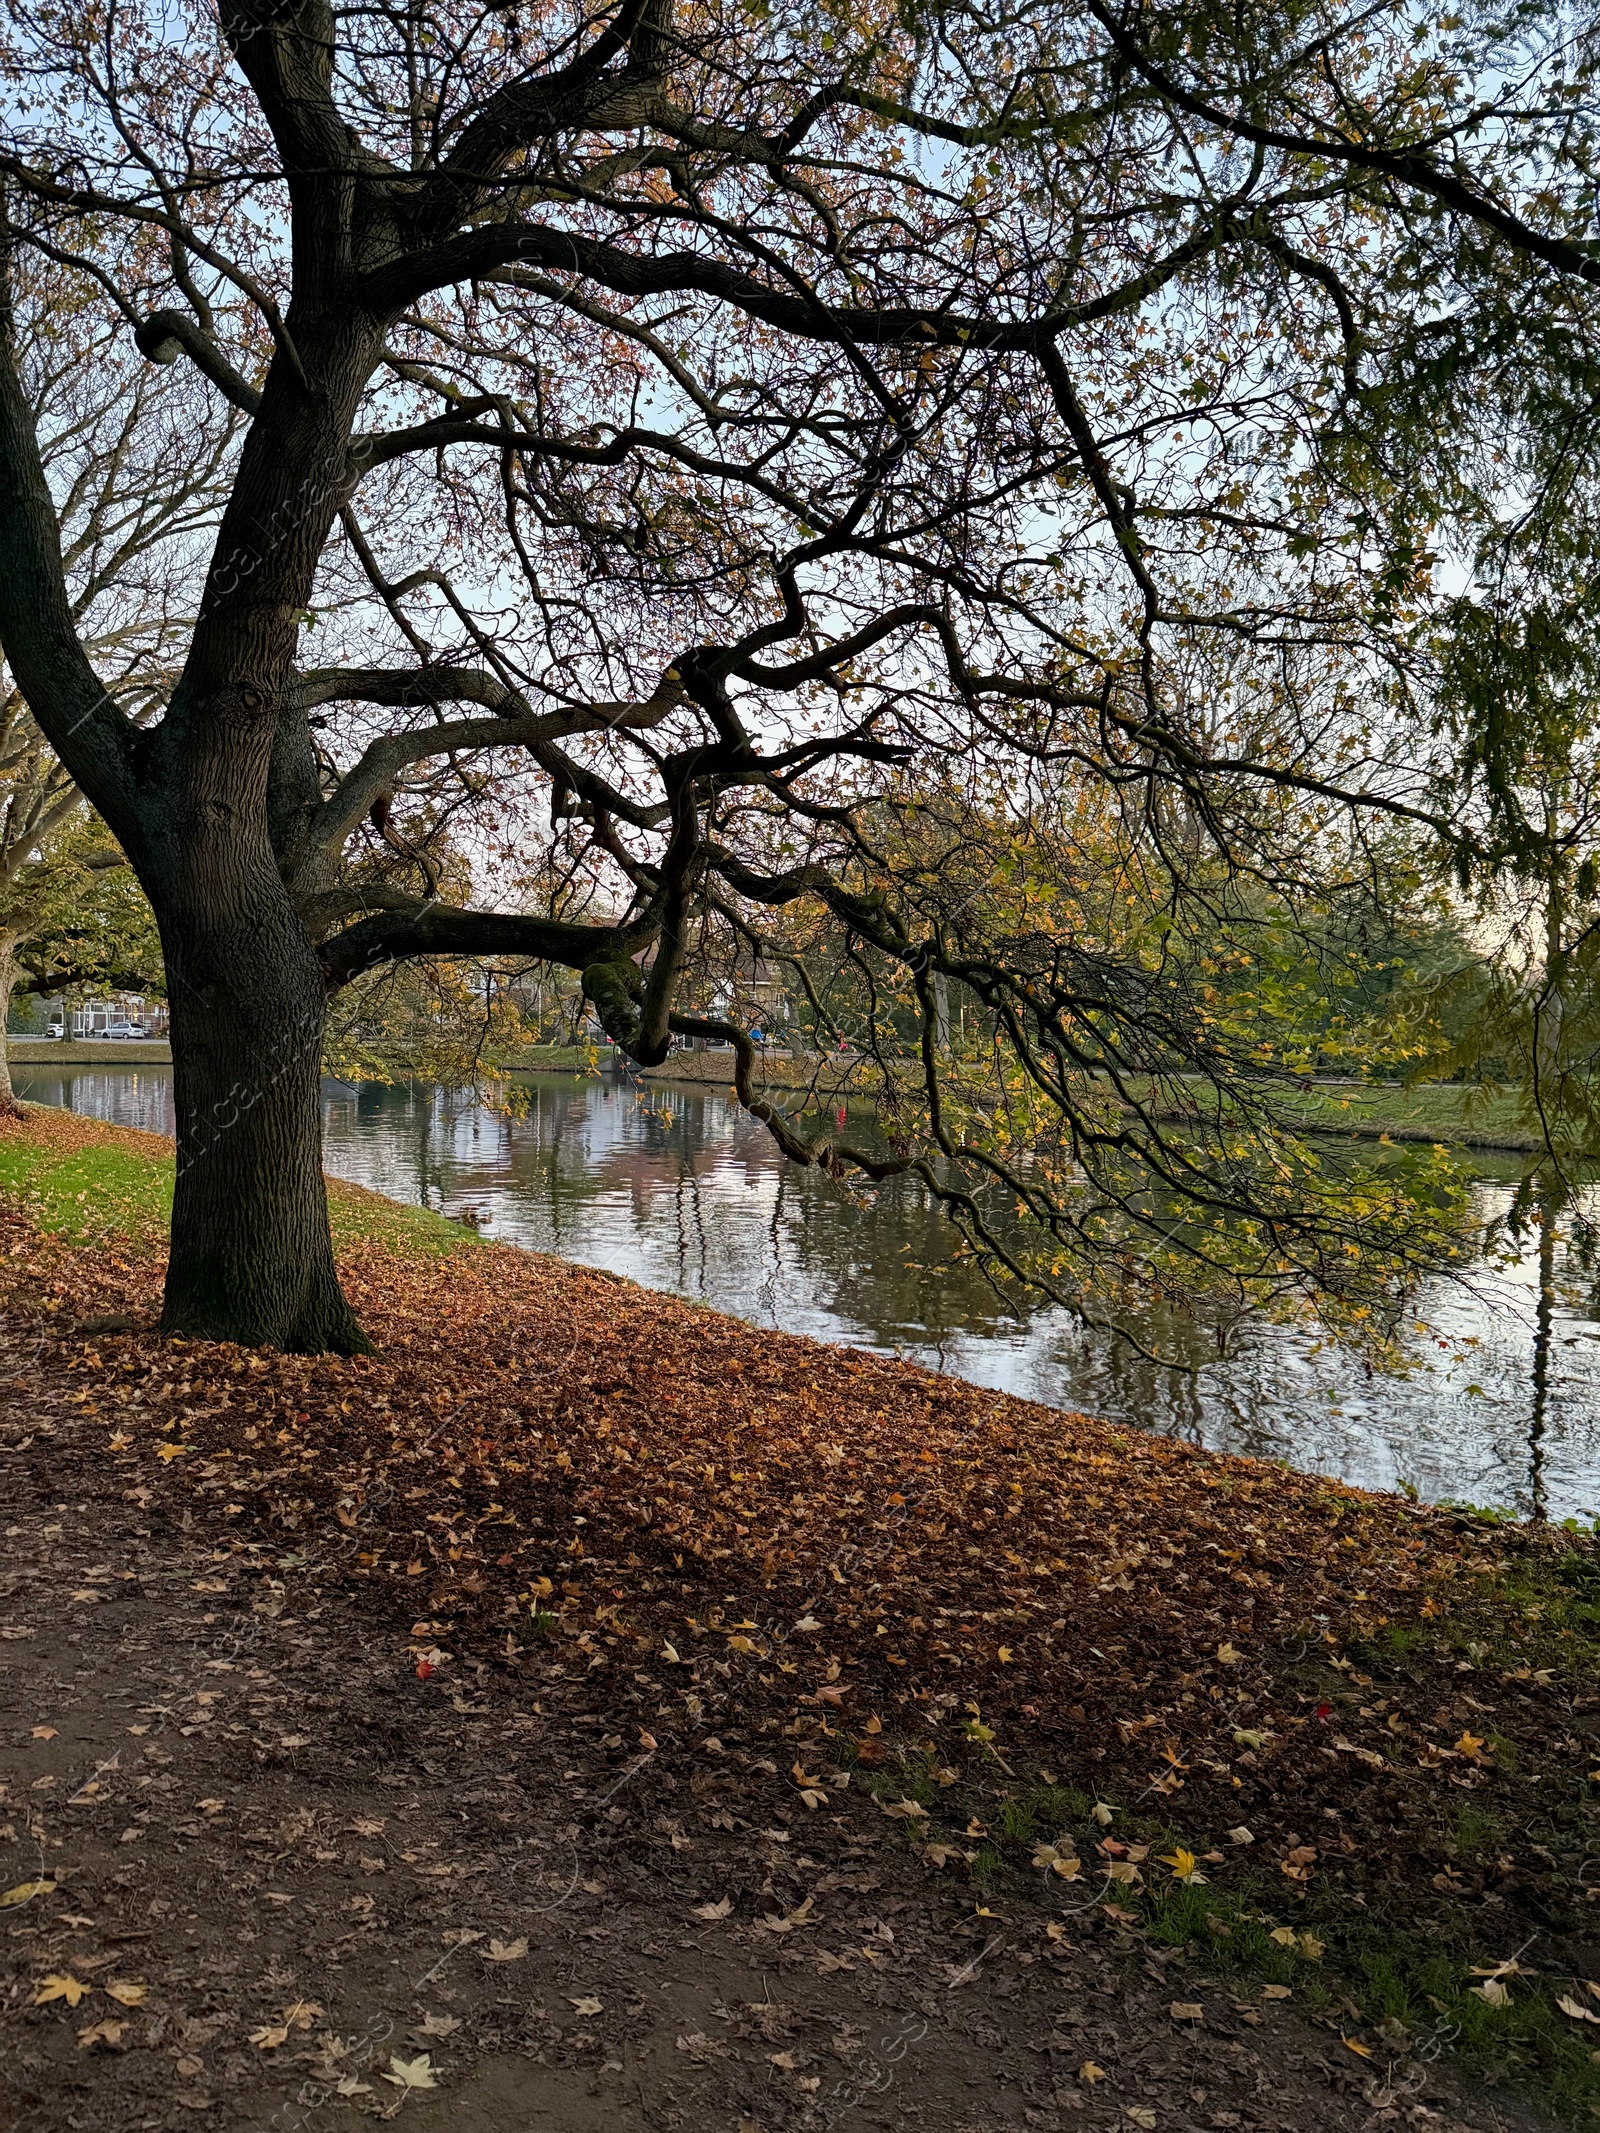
[0,1113,475,1257]
[1131,1865,1600,2111]
[327,1183,476,1256]
[1128,1074,1553,1150]
[931,1784,1600,2123]
[1260,1080,1546,1149]
[496,1043,601,1073]
[0,1131,173,1242]
[851,1544,1600,2125]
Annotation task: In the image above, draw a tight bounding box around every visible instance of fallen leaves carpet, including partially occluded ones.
[0,1108,1591,2129]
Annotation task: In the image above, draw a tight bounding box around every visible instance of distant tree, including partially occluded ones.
[0,262,232,1104]
[1398,586,1600,1163]
[0,772,165,1106]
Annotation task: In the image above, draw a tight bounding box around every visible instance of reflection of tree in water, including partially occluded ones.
[1527,1184,1557,1525]
[13,1068,174,1138]
[1504,1165,1600,1524]
[190,1062,1012,1354]
[15,1065,1600,1517]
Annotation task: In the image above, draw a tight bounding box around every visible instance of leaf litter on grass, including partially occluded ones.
[6,1105,1600,2116]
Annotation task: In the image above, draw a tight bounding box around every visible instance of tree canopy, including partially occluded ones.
[0,0,1590,1346]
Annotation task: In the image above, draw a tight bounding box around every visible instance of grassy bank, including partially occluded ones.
[0,1101,473,1255]
[4,1105,1599,2120]
[1255,1080,1549,1151]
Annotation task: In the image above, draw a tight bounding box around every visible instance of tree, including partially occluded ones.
[0,252,233,1102]
[0,0,1486,1352]
[1079,0,1600,1120]
[0,782,166,1105]
[0,697,86,1110]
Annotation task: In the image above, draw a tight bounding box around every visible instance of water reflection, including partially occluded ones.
[15,1062,1600,1519]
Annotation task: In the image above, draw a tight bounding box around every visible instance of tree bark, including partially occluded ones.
[139,300,388,1353]
[160,907,368,1353]
[154,698,371,1354]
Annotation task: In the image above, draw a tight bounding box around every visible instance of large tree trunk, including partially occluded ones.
[153,697,371,1355]
[0,931,21,1116]
[161,905,369,1353]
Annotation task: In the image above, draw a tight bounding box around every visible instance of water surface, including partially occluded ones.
[16,1063,1599,1519]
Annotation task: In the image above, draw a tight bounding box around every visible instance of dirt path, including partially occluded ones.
[1,1399,1545,2133]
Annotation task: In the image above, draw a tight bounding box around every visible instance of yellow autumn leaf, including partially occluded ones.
[155,1441,190,1462]
[0,1880,56,1908]
[104,1981,147,2007]
[1159,1847,1206,1884]
[382,2053,440,2089]
[34,1974,92,2008]
[1030,1842,1081,1880]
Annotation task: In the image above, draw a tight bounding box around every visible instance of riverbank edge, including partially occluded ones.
[505,1051,1564,1148]
[8,1035,1561,1154]
[8,1037,172,1065]
[1149,1103,1561,1154]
